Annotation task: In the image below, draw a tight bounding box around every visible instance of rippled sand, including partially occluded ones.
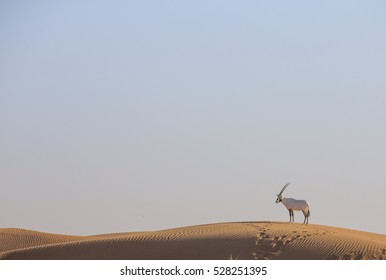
[1,222,385,259]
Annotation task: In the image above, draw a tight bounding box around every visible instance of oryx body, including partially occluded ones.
[275,183,310,224]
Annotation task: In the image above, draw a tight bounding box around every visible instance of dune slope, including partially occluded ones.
[1,222,385,260]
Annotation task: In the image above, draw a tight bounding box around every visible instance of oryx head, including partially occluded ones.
[276,182,290,203]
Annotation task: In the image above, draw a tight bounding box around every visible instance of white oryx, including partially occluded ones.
[275,182,310,224]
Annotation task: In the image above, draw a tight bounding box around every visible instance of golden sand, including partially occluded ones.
[1,222,385,260]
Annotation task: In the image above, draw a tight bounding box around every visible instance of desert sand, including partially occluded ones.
[1,222,385,260]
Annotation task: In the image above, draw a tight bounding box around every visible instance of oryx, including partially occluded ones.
[275,182,310,224]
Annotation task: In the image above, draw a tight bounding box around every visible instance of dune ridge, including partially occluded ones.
[1,222,385,260]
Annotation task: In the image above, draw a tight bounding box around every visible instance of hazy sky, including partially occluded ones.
[1,1,386,235]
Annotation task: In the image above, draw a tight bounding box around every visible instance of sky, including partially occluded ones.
[1,1,386,235]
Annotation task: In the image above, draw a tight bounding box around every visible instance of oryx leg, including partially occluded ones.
[302,210,308,224]
[289,209,294,223]
[307,210,310,224]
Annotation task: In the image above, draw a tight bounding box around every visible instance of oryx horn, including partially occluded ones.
[278,182,290,196]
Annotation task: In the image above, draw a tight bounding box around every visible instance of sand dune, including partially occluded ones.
[1,222,385,260]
